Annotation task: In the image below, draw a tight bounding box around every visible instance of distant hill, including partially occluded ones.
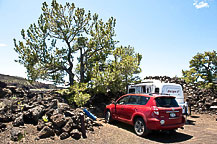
[0,74,58,89]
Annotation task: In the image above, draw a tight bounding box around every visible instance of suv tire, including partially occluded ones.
[134,118,149,137]
[105,110,113,123]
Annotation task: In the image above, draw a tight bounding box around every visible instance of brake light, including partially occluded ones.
[151,106,159,115]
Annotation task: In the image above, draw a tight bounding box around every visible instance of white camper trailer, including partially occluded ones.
[128,80,188,115]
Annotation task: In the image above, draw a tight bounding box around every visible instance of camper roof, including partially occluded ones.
[141,79,162,83]
[129,79,182,88]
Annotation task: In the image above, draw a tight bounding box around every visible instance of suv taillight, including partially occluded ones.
[151,106,159,115]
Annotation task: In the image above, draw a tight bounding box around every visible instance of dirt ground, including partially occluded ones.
[0,112,217,144]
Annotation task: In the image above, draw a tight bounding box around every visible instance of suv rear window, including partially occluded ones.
[155,97,179,107]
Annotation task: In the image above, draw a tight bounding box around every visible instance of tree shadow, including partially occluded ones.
[190,115,200,118]
[185,119,196,125]
[111,122,193,143]
[111,121,134,133]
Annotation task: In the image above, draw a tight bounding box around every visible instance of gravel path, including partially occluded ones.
[0,113,216,144]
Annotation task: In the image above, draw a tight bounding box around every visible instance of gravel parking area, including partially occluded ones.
[77,113,217,144]
[0,113,216,144]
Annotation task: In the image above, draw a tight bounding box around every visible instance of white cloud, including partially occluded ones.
[193,0,209,9]
[0,43,7,47]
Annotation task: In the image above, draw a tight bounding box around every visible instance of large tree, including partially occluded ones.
[74,16,116,83]
[182,50,217,88]
[113,46,142,93]
[91,46,142,94]
[14,0,116,85]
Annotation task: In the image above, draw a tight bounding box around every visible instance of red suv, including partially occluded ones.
[105,94,185,136]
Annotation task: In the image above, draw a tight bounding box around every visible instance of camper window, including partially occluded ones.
[129,88,135,94]
[142,86,146,93]
[147,87,151,93]
[155,88,159,93]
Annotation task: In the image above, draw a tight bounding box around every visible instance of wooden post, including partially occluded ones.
[80,113,87,138]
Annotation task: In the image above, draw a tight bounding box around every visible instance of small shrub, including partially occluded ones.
[42,115,48,123]
[12,96,17,100]
[17,101,24,111]
[56,82,90,107]
[71,83,90,107]
[17,133,24,141]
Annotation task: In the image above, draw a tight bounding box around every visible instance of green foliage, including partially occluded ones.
[113,46,142,78]
[17,133,24,141]
[12,96,17,100]
[14,0,116,85]
[91,46,142,94]
[56,88,71,95]
[74,13,116,83]
[182,50,217,89]
[91,62,115,93]
[69,82,90,107]
[13,0,142,101]
[57,82,90,107]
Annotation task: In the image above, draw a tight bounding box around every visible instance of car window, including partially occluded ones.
[155,97,179,107]
[128,96,140,105]
[117,96,130,105]
[127,96,150,105]
[139,96,150,105]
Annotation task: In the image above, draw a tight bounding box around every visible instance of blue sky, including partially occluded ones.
[0,0,216,81]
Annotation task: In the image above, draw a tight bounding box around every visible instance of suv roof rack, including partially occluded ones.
[148,93,171,96]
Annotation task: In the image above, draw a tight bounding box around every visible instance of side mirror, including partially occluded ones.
[112,100,117,105]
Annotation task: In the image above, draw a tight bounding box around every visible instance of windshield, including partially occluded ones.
[155,97,179,107]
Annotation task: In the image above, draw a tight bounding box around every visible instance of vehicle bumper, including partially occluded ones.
[147,117,185,130]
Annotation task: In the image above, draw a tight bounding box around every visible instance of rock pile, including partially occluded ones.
[144,76,217,114]
[0,81,101,141]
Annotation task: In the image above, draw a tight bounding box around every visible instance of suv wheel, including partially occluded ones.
[134,118,149,136]
[105,110,113,123]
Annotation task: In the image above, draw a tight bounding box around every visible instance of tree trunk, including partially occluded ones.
[69,73,74,86]
[207,70,213,83]
[65,40,74,86]
[80,48,85,83]
[65,68,74,86]
[125,75,128,94]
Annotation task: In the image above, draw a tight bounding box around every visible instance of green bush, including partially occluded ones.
[57,82,90,107]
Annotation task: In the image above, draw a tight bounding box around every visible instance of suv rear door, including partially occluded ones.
[154,96,183,124]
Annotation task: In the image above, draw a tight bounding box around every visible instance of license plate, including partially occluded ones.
[170,113,176,118]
